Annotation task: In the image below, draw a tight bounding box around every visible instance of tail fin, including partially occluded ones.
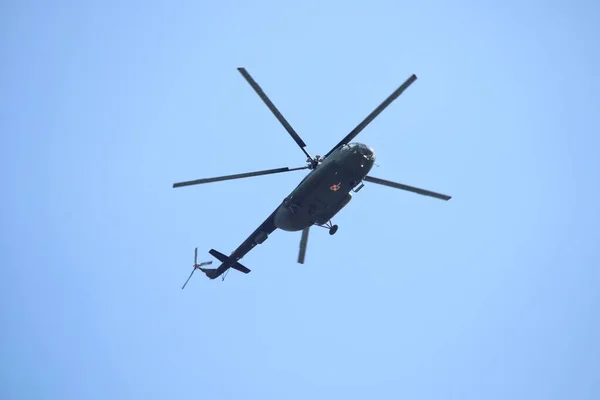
[209,249,251,274]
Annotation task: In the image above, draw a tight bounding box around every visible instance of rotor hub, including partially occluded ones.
[307,155,322,169]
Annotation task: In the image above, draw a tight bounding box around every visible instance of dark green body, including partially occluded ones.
[275,142,375,231]
[203,142,375,278]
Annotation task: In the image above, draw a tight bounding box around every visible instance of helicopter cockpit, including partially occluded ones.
[347,142,376,161]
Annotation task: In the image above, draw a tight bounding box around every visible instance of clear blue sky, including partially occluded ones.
[2,1,599,399]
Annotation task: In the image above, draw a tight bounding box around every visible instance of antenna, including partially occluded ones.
[181,247,213,289]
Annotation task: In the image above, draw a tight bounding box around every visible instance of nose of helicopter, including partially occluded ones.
[345,142,376,164]
[356,143,375,161]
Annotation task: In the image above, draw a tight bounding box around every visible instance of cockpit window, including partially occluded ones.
[347,142,375,160]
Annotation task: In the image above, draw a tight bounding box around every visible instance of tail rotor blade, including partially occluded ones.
[182,269,196,290]
[298,227,310,264]
[194,247,198,264]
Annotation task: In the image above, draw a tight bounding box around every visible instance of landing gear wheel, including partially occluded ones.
[329,225,338,235]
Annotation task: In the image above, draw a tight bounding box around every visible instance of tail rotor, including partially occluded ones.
[181,247,213,289]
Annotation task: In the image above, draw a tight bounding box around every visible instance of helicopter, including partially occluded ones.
[173,67,451,281]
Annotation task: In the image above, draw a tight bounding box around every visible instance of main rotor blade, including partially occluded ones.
[298,227,310,264]
[237,67,313,161]
[324,74,417,158]
[173,166,308,188]
[364,175,451,201]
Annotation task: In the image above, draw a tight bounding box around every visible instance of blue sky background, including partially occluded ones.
[2,1,599,399]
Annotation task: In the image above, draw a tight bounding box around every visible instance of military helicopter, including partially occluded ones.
[173,67,451,281]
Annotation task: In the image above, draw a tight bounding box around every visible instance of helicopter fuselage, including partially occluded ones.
[273,142,375,231]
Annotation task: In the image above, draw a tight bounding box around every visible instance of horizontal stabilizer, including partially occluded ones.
[209,249,229,263]
[209,249,251,275]
[231,263,251,274]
